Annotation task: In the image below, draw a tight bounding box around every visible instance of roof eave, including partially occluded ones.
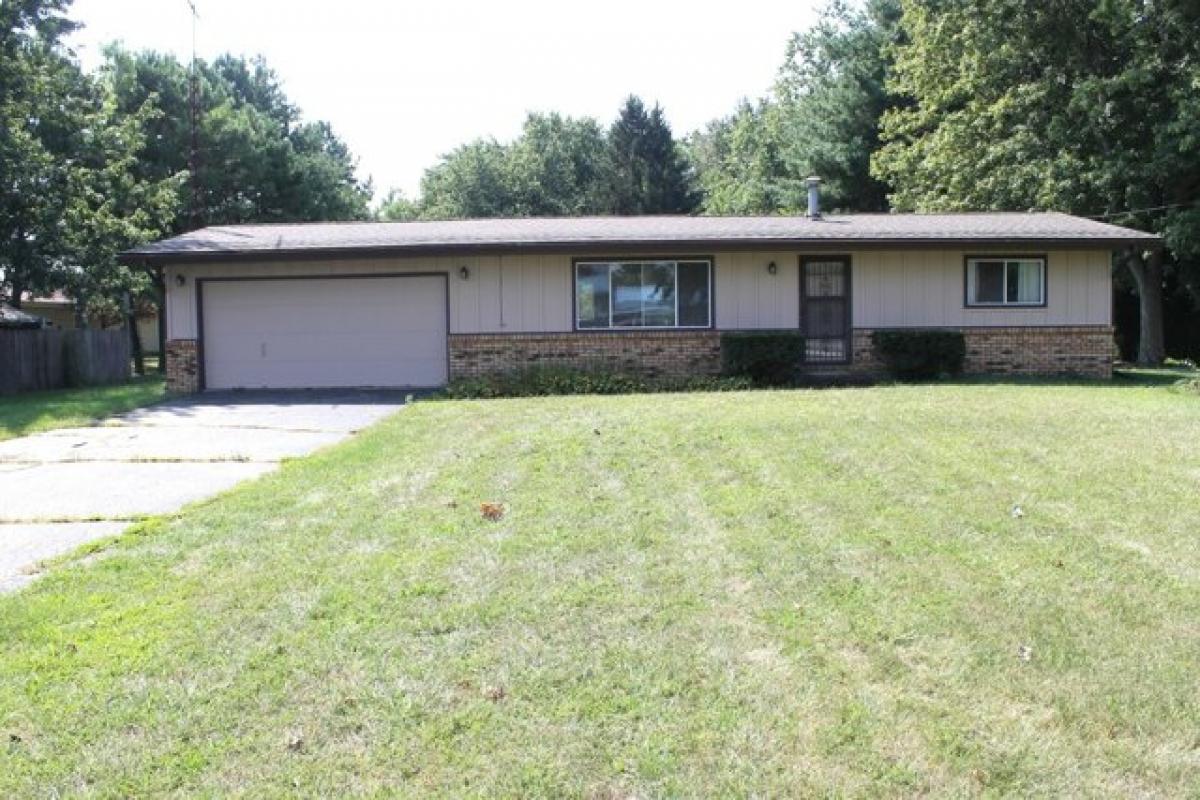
[118,235,1162,267]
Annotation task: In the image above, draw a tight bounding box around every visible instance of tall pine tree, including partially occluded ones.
[688,0,901,215]
[603,96,696,214]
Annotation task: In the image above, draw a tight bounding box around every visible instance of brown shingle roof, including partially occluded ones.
[121,212,1160,263]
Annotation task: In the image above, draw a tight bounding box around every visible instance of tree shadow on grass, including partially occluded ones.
[793,364,1199,392]
[1111,363,1199,387]
[0,375,166,441]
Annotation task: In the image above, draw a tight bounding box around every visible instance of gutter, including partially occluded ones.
[118,235,1165,267]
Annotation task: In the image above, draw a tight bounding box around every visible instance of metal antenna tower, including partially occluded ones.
[186,1,200,229]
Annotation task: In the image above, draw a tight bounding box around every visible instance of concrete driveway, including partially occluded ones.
[0,391,409,591]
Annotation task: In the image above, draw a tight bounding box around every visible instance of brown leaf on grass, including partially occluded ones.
[480,502,506,521]
[587,785,640,800]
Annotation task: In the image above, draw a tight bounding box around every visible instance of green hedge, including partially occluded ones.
[441,367,753,399]
[720,331,806,386]
[871,329,966,379]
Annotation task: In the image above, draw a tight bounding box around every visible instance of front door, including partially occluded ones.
[800,256,851,364]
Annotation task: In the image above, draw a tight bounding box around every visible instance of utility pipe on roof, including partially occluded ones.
[806,176,822,220]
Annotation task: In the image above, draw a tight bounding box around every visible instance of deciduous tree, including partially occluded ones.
[2,3,176,324]
[411,103,691,219]
[104,48,372,228]
[873,0,1200,363]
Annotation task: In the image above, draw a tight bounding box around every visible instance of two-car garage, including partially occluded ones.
[198,275,448,390]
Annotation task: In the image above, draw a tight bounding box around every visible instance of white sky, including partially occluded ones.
[67,0,818,203]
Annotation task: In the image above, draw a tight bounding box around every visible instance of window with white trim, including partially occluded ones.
[966,257,1045,306]
[575,260,712,329]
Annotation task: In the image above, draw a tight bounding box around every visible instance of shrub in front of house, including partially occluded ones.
[441,367,753,399]
[871,329,966,379]
[720,331,806,386]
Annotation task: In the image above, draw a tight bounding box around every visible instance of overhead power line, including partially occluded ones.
[1087,200,1198,220]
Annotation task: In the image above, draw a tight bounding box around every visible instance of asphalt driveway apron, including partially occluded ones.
[0,391,409,591]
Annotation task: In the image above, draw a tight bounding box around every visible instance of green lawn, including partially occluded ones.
[1,376,1198,796]
[0,374,166,441]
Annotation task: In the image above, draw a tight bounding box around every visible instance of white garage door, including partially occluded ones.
[202,276,447,389]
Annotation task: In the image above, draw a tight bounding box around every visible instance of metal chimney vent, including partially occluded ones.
[806,176,822,219]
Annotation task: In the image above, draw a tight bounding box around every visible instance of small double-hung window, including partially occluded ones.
[966,257,1045,306]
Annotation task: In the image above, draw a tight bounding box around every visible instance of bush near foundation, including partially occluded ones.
[871,329,966,379]
[720,331,806,386]
[442,367,753,399]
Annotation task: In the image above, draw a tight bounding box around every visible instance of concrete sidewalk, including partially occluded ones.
[0,391,408,591]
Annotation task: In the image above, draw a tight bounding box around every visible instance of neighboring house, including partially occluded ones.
[120,208,1159,393]
[20,291,161,354]
[0,303,46,329]
[18,292,75,330]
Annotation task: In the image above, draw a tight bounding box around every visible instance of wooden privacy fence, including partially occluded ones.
[0,329,63,393]
[0,329,130,394]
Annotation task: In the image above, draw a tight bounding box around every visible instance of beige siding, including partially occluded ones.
[851,248,1112,327]
[136,316,160,353]
[713,251,800,329]
[166,254,572,340]
[24,301,160,352]
[497,254,572,332]
[23,302,75,329]
[165,247,1112,340]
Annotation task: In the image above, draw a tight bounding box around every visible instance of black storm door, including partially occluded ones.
[801,256,851,364]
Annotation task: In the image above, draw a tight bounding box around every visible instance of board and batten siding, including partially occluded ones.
[164,248,1111,340]
[852,249,1111,328]
[165,254,573,340]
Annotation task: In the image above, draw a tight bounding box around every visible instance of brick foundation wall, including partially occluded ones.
[165,339,200,392]
[449,331,723,380]
[168,326,1111,391]
[852,326,1114,378]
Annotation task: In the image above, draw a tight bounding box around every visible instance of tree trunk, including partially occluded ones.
[157,301,167,373]
[9,226,26,307]
[128,308,145,376]
[1127,248,1166,365]
[149,267,167,374]
[8,276,25,309]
